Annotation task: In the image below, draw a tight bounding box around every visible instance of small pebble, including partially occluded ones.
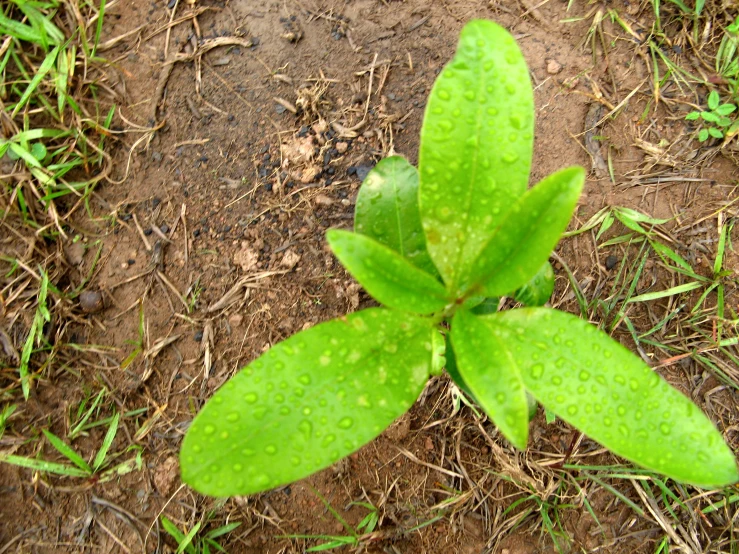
[546,59,563,75]
[194,330,204,342]
[160,224,170,234]
[355,165,372,181]
[79,290,104,314]
[605,255,618,270]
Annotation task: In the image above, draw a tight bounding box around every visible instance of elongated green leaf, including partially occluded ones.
[327,230,449,315]
[482,308,739,488]
[354,156,436,275]
[463,167,584,297]
[0,453,89,478]
[43,430,91,473]
[12,44,60,118]
[451,310,529,448]
[443,335,474,398]
[93,412,119,471]
[419,19,534,290]
[181,308,435,496]
[514,262,555,307]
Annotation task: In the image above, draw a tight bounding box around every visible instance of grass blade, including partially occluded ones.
[93,412,119,471]
[42,430,91,473]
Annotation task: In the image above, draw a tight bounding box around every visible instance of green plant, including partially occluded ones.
[280,489,379,552]
[685,90,738,141]
[716,16,739,100]
[180,20,738,497]
[160,513,241,554]
[0,412,142,481]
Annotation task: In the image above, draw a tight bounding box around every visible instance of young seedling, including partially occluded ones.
[160,514,241,554]
[180,20,738,497]
[685,90,738,142]
[0,412,142,482]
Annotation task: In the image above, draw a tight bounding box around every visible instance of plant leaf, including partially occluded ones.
[514,262,555,307]
[327,230,449,314]
[698,128,709,142]
[684,111,700,120]
[43,430,91,474]
[180,308,435,496]
[708,90,720,110]
[701,111,720,123]
[451,310,529,449]
[419,19,534,290]
[463,166,584,298]
[715,103,737,116]
[481,307,739,488]
[443,335,475,399]
[354,156,437,275]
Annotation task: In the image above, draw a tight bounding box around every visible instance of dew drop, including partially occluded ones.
[495,392,506,403]
[322,434,336,447]
[298,374,312,385]
[578,370,590,381]
[291,456,301,467]
[220,431,229,439]
[279,406,291,415]
[629,379,639,392]
[567,405,578,415]
[603,417,612,427]
[509,114,523,129]
[233,463,243,471]
[226,412,240,422]
[193,445,202,453]
[551,376,563,386]
[696,452,709,462]
[253,407,267,420]
[618,424,629,437]
[303,407,312,416]
[659,422,671,436]
[614,375,626,386]
[265,444,277,455]
[502,151,519,164]
[338,417,354,429]
[437,206,453,222]
[244,392,258,404]
[437,90,451,101]
[530,364,544,379]
[464,90,476,101]
[204,424,215,436]
[617,405,626,416]
[555,358,566,368]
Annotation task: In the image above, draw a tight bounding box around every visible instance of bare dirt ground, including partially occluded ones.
[2,0,738,553]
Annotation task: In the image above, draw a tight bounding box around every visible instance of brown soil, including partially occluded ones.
[2,1,738,553]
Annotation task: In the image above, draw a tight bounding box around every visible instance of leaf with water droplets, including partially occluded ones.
[513,262,555,307]
[354,156,437,276]
[463,167,584,298]
[180,308,436,496]
[481,307,739,488]
[443,334,474,399]
[327,230,450,315]
[419,19,534,290]
[450,309,530,449]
